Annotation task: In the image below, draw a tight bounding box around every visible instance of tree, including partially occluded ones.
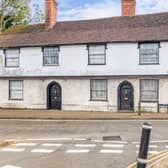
[0,0,31,32]
[32,4,44,24]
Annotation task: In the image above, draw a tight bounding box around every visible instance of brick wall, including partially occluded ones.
[122,0,136,16]
[45,0,57,30]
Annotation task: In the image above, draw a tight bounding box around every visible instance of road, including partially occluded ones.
[0,120,168,168]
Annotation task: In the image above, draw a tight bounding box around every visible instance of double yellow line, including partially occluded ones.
[127,150,168,168]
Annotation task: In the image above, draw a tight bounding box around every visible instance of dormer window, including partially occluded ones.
[88,44,106,65]
[5,48,20,67]
[139,43,160,65]
[43,47,59,66]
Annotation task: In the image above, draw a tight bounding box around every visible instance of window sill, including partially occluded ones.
[5,66,20,68]
[88,64,106,66]
[89,99,108,102]
[139,63,160,65]
[43,64,59,67]
[9,99,24,101]
[140,101,158,103]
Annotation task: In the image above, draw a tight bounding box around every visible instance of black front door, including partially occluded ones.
[118,81,134,111]
[48,82,61,110]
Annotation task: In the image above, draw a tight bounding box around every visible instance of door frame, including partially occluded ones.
[118,81,134,111]
[47,81,62,110]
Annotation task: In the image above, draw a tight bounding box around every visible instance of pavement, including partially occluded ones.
[0,120,168,168]
[0,109,168,120]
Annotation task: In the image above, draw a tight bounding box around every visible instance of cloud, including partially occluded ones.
[34,0,168,21]
[137,0,168,14]
[58,0,168,21]
[58,0,121,21]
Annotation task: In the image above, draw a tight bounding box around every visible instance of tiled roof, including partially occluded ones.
[0,12,168,48]
[1,24,45,35]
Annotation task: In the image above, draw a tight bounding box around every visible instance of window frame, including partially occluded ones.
[140,79,159,103]
[42,46,60,66]
[90,79,108,101]
[4,48,20,68]
[87,44,107,65]
[9,80,24,101]
[138,42,160,65]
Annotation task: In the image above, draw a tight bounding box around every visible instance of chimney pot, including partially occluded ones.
[45,0,57,30]
[122,0,136,16]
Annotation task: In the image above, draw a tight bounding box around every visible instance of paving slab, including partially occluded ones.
[0,109,167,120]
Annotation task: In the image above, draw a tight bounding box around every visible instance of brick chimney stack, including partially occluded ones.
[122,0,136,16]
[45,0,57,30]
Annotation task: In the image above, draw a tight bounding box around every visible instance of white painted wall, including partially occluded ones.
[0,78,164,112]
[0,42,168,77]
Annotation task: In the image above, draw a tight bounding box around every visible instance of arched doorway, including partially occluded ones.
[47,81,62,110]
[118,81,134,111]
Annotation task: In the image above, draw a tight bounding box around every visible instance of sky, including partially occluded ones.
[31,0,168,21]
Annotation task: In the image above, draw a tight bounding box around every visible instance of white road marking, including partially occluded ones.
[31,149,54,153]
[91,140,104,143]
[75,144,96,148]
[102,141,128,144]
[100,150,123,154]
[133,142,140,144]
[42,143,62,147]
[103,144,125,148]
[136,151,159,154]
[0,148,25,152]
[0,165,22,168]
[66,150,90,153]
[165,145,168,148]
[73,138,87,141]
[150,140,168,143]
[136,145,158,148]
[133,140,168,144]
[5,138,128,144]
[24,138,73,141]
[15,143,37,146]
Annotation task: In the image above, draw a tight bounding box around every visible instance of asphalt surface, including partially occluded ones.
[0,120,168,168]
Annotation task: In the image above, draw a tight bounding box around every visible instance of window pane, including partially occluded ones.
[6,49,19,57]
[44,47,59,65]
[5,49,19,67]
[6,58,19,67]
[141,80,158,102]
[44,56,58,65]
[91,80,107,100]
[10,90,23,99]
[89,45,105,55]
[139,43,159,64]
[89,45,106,64]
[10,81,23,100]
[10,81,23,90]
[89,55,105,64]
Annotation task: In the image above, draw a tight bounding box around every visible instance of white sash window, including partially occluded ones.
[139,43,159,65]
[88,44,106,65]
[140,80,158,102]
[90,79,107,101]
[9,80,23,100]
[5,49,20,67]
[43,47,59,66]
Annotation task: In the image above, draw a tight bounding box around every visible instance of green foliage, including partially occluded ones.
[0,0,31,32]
[32,4,45,24]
